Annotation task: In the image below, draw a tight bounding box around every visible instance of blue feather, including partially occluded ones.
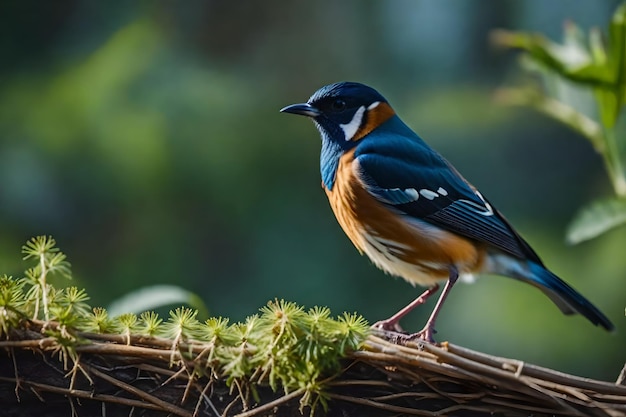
[319,132,345,190]
[366,184,420,205]
[354,116,535,261]
[525,262,614,330]
[283,81,614,333]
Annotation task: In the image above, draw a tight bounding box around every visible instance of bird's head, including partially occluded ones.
[280,82,396,148]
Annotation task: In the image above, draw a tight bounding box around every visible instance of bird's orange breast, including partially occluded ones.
[325,149,486,286]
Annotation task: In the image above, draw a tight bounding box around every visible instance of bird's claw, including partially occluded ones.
[372,319,405,333]
[407,326,437,344]
[372,320,438,345]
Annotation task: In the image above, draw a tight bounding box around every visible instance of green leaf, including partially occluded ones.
[605,2,626,127]
[589,27,608,66]
[107,284,209,319]
[595,87,620,128]
[566,197,626,244]
[492,27,612,87]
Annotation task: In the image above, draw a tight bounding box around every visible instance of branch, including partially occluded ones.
[1,323,624,416]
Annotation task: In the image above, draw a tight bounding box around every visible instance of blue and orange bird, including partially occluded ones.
[281,81,614,342]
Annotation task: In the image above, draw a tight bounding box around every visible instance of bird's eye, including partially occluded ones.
[331,99,346,112]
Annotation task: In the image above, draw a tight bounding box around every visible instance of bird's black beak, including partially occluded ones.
[280,103,321,118]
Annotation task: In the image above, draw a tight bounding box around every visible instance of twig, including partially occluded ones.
[87,365,193,417]
[327,392,443,416]
[0,376,167,412]
[233,388,305,417]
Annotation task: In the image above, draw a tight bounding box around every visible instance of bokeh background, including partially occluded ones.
[1,0,624,380]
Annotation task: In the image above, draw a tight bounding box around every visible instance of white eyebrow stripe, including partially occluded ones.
[367,101,381,110]
[340,105,366,141]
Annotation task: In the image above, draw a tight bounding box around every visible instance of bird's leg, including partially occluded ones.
[412,267,459,343]
[372,284,440,333]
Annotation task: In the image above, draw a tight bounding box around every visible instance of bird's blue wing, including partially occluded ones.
[354,127,541,263]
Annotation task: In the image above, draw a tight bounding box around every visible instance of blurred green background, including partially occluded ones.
[1,1,624,380]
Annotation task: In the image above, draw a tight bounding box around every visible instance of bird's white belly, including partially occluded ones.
[327,150,481,287]
[359,228,477,287]
[359,229,445,287]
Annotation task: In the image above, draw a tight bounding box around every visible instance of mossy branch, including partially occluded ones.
[1,237,624,416]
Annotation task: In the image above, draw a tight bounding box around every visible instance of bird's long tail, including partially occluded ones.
[524,262,614,331]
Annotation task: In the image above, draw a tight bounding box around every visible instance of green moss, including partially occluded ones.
[1,236,370,412]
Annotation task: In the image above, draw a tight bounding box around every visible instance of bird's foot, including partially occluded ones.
[373,322,438,346]
[371,318,408,341]
[407,325,437,344]
[372,318,405,333]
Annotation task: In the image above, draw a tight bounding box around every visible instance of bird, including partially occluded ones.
[280,81,614,342]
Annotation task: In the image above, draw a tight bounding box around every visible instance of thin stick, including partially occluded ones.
[87,366,192,417]
[232,388,305,417]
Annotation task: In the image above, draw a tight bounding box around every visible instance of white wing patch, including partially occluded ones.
[403,188,420,201]
[419,189,439,200]
[459,190,494,216]
[340,105,366,141]
[361,182,451,206]
[417,187,449,201]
